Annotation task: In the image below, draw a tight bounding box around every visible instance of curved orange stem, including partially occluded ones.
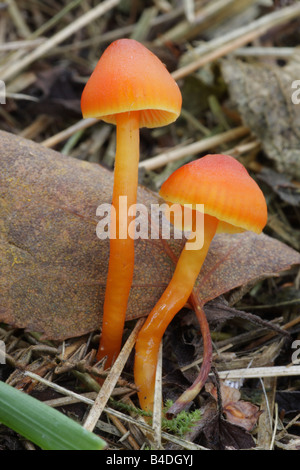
[134,214,219,412]
[97,111,140,367]
[166,300,212,418]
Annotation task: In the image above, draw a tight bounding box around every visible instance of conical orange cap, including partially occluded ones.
[159,154,268,234]
[81,39,182,128]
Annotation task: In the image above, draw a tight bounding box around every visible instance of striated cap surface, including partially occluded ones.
[159,154,268,234]
[81,39,182,128]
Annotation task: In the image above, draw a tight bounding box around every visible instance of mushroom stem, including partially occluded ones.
[98,111,140,367]
[134,213,219,412]
[166,299,212,418]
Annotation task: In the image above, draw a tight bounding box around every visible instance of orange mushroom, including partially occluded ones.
[81,39,182,367]
[134,154,268,412]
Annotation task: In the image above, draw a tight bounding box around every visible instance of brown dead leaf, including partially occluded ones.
[222,58,300,179]
[1,130,300,340]
[206,382,263,432]
[193,230,300,308]
[192,399,256,450]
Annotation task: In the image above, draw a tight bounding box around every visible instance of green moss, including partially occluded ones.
[162,400,201,437]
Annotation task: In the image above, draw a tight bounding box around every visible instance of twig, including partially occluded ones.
[24,371,95,406]
[155,0,244,45]
[49,4,184,56]
[6,0,31,38]
[139,126,250,171]
[234,46,297,58]
[260,377,273,430]
[20,115,53,140]
[83,318,145,432]
[152,343,163,449]
[41,118,99,148]
[106,412,140,450]
[1,0,121,82]
[216,365,300,380]
[194,0,243,25]
[171,3,300,80]
[130,6,158,42]
[270,403,279,450]
[5,92,39,102]
[183,0,195,23]
[225,139,261,158]
[257,376,277,449]
[0,39,45,51]
[29,0,83,40]
[276,411,300,441]
[244,314,299,351]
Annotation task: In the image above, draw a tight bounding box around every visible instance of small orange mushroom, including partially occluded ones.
[134,154,268,412]
[81,39,182,367]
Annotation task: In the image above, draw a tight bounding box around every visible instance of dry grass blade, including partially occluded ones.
[24,371,95,406]
[83,319,145,432]
[0,38,45,52]
[152,343,163,449]
[1,0,121,82]
[172,2,300,80]
[257,377,277,450]
[105,412,140,450]
[139,126,249,170]
[41,118,98,148]
[6,0,31,38]
[217,365,300,380]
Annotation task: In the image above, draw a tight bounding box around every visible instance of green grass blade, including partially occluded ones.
[0,380,107,450]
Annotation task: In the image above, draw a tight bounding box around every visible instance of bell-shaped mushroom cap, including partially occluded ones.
[159,154,268,234]
[81,39,182,128]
